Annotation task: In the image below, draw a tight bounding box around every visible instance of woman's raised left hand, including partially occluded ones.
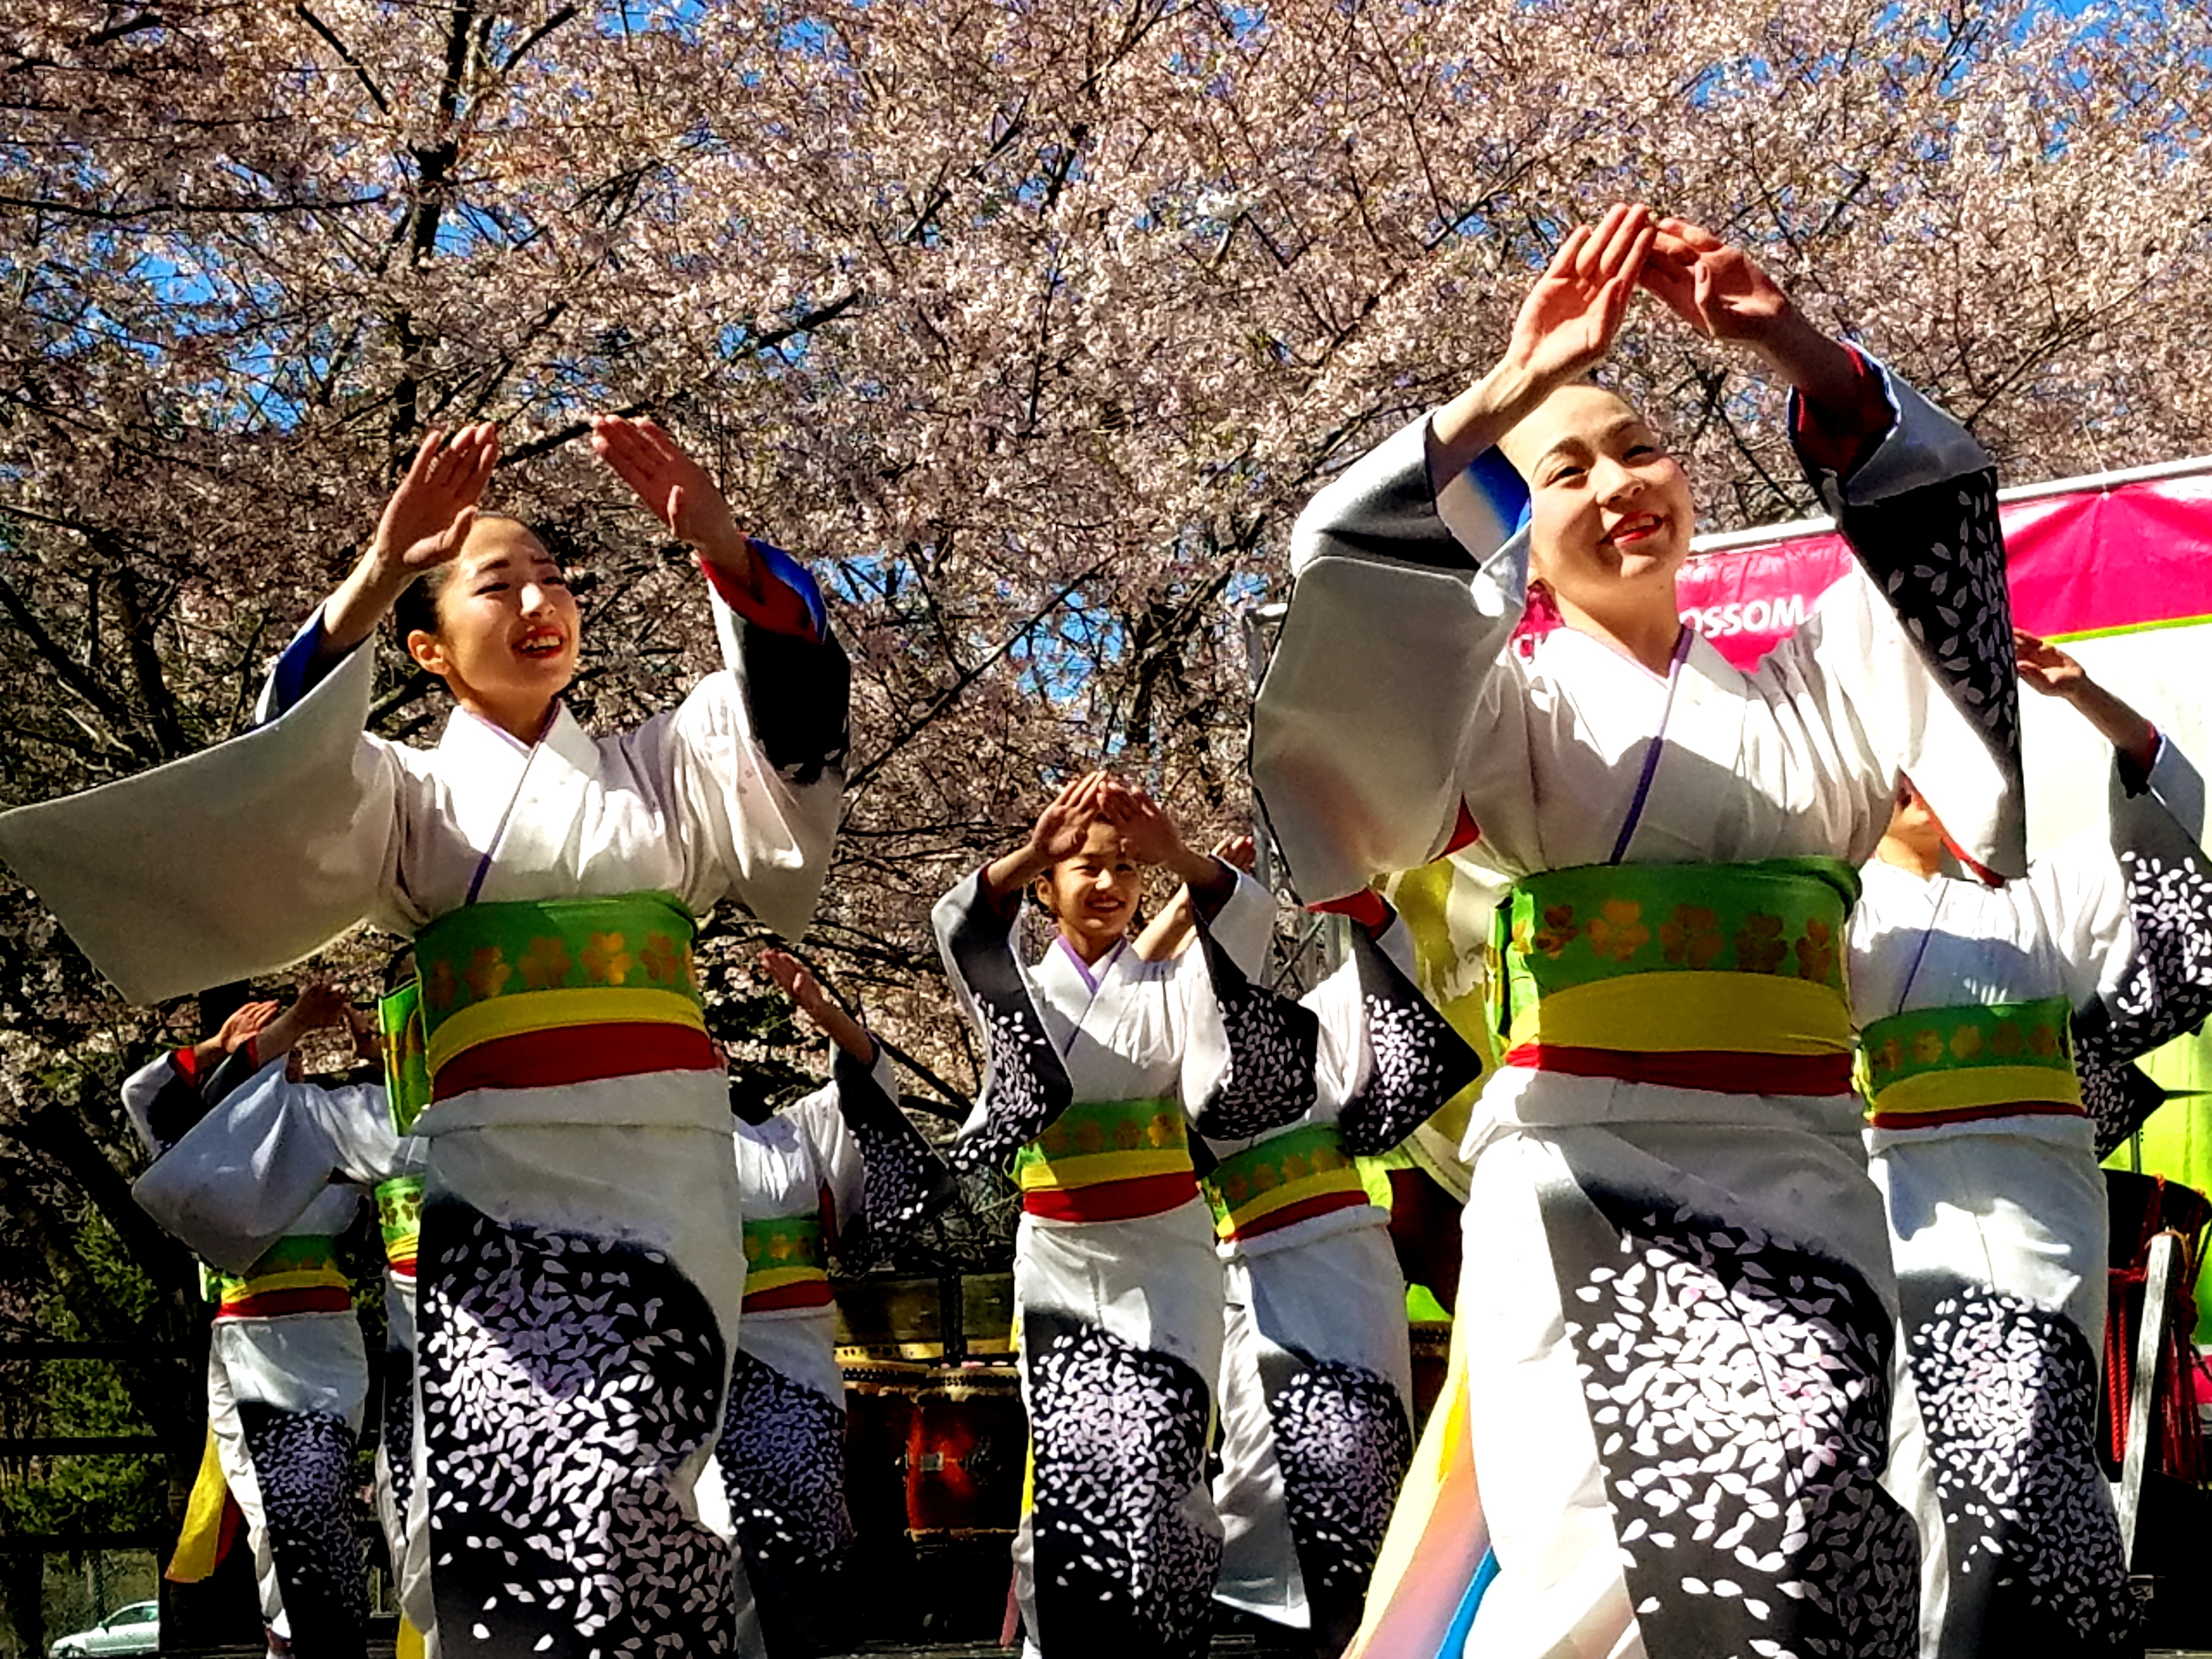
[588,415,747,564]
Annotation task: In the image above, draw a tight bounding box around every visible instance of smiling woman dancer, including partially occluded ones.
[933,772,1296,1659]
[0,417,848,1659]
[1252,204,2032,1659]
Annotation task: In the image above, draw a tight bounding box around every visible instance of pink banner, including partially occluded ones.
[1516,471,2212,670]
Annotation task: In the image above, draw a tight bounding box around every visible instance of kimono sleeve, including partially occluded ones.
[130,1059,368,1272]
[1252,419,1537,906]
[797,1045,956,1267]
[1783,357,2026,878]
[634,547,849,942]
[121,1051,212,1160]
[1310,914,1486,1158]
[0,624,403,1002]
[932,870,1075,1175]
[2067,739,2212,1153]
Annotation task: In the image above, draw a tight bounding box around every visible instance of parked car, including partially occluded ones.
[49,1599,160,1657]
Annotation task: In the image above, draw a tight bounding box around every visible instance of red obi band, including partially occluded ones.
[1022,1169,1200,1223]
[1504,1043,1857,1097]
[430,1022,720,1102]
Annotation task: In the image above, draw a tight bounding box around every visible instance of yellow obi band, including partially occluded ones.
[1859,996,2081,1127]
[1495,859,1860,1095]
[375,1175,423,1278]
[1015,1097,1197,1222]
[743,1214,831,1311]
[412,892,714,1099]
[1202,1123,1369,1242]
[212,1235,351,1318]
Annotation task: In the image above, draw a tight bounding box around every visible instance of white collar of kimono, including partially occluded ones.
[1052,932,1127,994]
[438,698,595,775]
[1532,617,1704,686]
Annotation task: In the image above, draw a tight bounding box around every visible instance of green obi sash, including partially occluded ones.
[1859,995,2081,1126]
[380,979,430,1136]
[374,1175,423,1276]
[410,892,711,1094]
[1492,859,1860,1091]
[742,1214,829,1307]
[210,1234,351,1316]
[1014,1097,1197,1221]
[1200,1122,1369,1242]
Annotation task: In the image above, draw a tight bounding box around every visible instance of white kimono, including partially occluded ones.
[1209,912,1482,1654]
[1,556,847,1659]
[707,1043,950,1659]
[1253,358,2026,1659]
[1852,736,2212,1657]
[933,868,1274,1659]
[125,1050,385,1655]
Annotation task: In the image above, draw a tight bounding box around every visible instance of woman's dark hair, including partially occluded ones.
[383,944,418,995]
[390,562,452,647]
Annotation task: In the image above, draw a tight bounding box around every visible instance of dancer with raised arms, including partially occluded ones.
[0,413,849,1658]
[1253,203,2029,1658]
[1853,631,2212,1657]
[933,772,1296,1659]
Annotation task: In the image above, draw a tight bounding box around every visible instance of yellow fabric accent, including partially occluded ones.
[1014,1146,1192,1192]
[1346,1313,1486,1659]
[1872,1062,2085,1116]
[742,1263,830,1296]
[1505,970,1851,1056]
[166,1428,230,1584]
[217,1266,349,1305]
[397,1617,426,1659]
[425,984,707,1074]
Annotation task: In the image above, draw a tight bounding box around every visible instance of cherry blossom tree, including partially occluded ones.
[1,0,2208,1171]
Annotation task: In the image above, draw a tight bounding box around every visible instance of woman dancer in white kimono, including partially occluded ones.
[136,972,432,1651]
[0,415,848,1658]
[1852,631,2212,1657]
[1138,849,1479,1656]
[933,773,1295,1658]
[712,949,953,1657]
[1252,204,2031,1659]
[125,986,379,1659]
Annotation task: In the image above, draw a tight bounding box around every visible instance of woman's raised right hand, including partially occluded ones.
[370,424,500,577]
[1499,202,1655,394]
[1027,770,1109,864]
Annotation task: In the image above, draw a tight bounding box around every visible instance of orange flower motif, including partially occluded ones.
[518,935,573,991]
[1146,1114,1178,1149]
[1734,913,1787,974]
[1586,899,1650,963]
[1221,1174,1250,1206]
[580,932,634,985]
[640,932,685,987]
[427,958,461,1013]
[1531,904,1579,959]
[1880,1036,1905,1077]
[1989,1021,2023,1057]
[1251,1164,1279,1192]
[1794,919,1838,986]
[466,946,511,1002]
[1039,1122,1074,1158]
[743,1233,764,1265]
[1912,1029,1948,1065]
[1074,1118,1107,1155]
[1111,1117,1143,1152]
[1311,1144,1341,1173]
[1949,1025,1984,1060]
[1660,904,1724,969]
[2029,1023,2059,1059]
[1281,1151,1312,1183]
